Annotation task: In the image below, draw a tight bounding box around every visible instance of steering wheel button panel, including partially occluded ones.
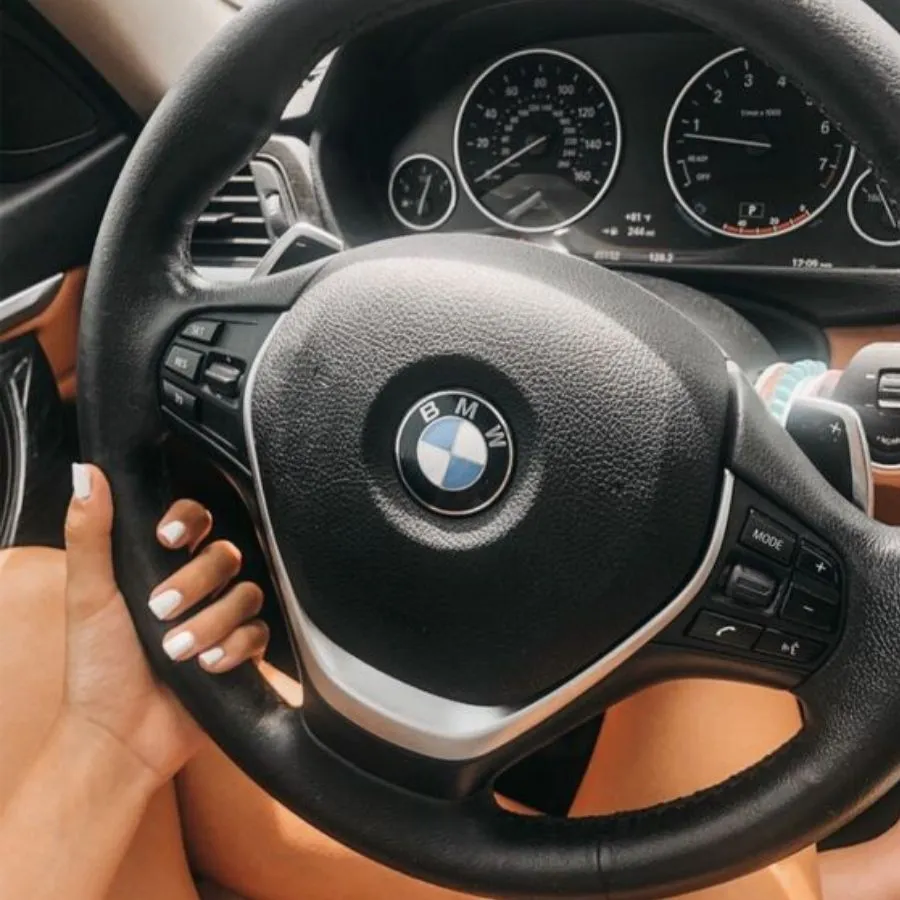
[739,509,796,564]
[688,611,762,649]
[659,470,845,678]
[159,312,280,470]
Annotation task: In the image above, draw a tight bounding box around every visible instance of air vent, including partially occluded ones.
[190,166,272,267]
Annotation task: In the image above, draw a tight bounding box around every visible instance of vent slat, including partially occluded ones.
[190,165,272,265]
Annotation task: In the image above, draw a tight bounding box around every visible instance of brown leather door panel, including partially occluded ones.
[0,268,85,399]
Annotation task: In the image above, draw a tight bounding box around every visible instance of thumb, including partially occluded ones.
[65,463,118,621]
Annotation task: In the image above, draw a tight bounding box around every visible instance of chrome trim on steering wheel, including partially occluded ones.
[243,317,734,760]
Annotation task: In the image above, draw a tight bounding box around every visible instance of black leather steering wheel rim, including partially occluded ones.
[78,1,900,897]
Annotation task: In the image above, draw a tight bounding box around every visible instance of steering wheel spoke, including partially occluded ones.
[157,261,328,473]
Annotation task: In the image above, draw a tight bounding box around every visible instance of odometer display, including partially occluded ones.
[664,48,855,239]
[454,48,622,233]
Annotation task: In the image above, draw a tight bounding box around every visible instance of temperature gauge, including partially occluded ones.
[389,154,457,232]
[847,168,900,247]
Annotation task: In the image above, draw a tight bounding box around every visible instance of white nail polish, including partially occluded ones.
[149,589,183,620]
[199,647,226,668]
[162,631,195,660]
[158,521,187,547]
[72,464,92,501]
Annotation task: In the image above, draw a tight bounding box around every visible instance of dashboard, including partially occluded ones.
[382,31,898,272]
[310,0,900,279]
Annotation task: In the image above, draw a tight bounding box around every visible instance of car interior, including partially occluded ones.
[2,0,900,896]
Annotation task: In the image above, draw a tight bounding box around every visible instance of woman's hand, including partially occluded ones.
[62,464,269,789]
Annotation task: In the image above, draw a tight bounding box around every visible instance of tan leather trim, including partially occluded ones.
[827,325,900,370]
[0,268,85,400]
[827,326,900,524]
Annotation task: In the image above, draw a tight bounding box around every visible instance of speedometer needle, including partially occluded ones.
[875,181,899,231]
[475,135,549,183]
[683,133,773,150]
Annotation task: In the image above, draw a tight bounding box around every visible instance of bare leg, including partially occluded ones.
[820,825,900,900]
[0,548,199,900]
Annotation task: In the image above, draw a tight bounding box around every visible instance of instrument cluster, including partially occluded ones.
[384,33,898,272]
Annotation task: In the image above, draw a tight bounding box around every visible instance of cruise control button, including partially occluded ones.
[164,345,203,382]
[754,630,825,665]
[740,510,796,565]
[781,582,839,632]
[162,381,197,418]
[181,320,222,345]
[796,544,839,587]
[688,612,762,650]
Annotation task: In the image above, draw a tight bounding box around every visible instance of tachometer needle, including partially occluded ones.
[683,133,772,150]
[416,173,433,218]
[475,135,549,183]
[875,181,899,231]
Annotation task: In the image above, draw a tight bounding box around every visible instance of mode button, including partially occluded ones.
[740,510,796,565]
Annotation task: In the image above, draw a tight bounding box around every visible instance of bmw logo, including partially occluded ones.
[395,390,514,516]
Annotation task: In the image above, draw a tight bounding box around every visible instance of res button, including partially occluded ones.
[164,345,203,382]
[740,510,796,565]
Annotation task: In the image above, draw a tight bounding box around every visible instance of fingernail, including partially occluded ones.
[162,631,195,660]
[199,647,226,668]
[149,589,183,620]
[158,521,187,548]
[72,464,91,501]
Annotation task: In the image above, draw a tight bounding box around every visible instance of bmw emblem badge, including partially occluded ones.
[395,390,514,516]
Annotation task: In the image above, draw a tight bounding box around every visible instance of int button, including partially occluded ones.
[740,510,796,565]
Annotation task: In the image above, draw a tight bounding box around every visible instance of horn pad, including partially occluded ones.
[249,234,729,707]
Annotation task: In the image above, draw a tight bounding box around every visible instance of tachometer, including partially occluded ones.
[664,48,855,239]
[454,48,622,233]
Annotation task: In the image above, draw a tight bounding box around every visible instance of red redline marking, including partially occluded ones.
[721,209,812,236]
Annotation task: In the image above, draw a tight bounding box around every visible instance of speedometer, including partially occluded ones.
[664,48,855,239]
[454,48,622,233]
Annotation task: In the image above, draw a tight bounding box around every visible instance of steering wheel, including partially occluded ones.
[78,0,900,896]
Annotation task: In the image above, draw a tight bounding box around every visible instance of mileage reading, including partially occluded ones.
[664,48,855,239]
[454,48,622,233]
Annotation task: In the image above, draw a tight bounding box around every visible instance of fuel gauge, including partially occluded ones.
[848,168,900,247]
[389,154,457,232]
